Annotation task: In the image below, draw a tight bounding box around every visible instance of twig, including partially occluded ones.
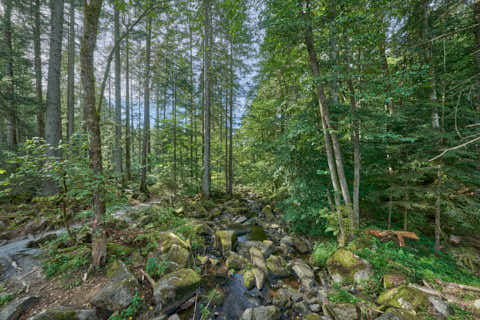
[140,269,156,287]
[429,136,480,161]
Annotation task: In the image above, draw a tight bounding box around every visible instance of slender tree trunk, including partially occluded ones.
[33,0,45,138]
[173,72,177,183]
[228,40,234,195]
[225,87,229,193]
[80,0,105,268]
[140,18,151,193]
[202,0,212,198]
[4,0,17,151]
[125,20,131,181]
[45,0,65,194]
[189,21,194,182]
[113,3,123,184]
[67,0,75,142]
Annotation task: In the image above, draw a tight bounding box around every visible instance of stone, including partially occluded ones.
[243,270,256,290]
[157,232,189,253]
[374,312,403,320]
[241,305,280,320]
[214,230,236,253]
[168,314,181,320]
[375,309,416,320]
[166,244,190,267]
[252,267,265,290]
[153,268,200,312]
[27,233,57,248]
[23,218,48,235]
[272,289,291,309]
[266,255,289,278]
[310,303,321,312]
[325,303,360,320]
[376,286,428,312]
[428,296,451,317]
[237,240,274,258]
[250,247,267,272]
[0,296,39,320]
[291,260,315,281]
[304,314,322,320]
[0,220,5,229]
[383,274,406,289]
[326,249,372,285]
[226,251,249,270]
[27,307,99,320]
[262,205,274,220]
[292,236,311,254]
[293,301,309,315]
[91,261,140,312]
[473,299,480,313]
[197,255,209,265]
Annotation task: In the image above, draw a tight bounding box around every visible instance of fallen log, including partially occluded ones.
[366,229,419,247]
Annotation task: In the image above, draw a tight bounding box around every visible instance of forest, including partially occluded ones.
[0,0,480,319]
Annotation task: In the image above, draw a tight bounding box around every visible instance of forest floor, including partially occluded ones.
[1,190,480,320]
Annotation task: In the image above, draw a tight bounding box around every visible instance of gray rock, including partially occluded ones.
[168,314,181,320]
[90,261,140,312]
[226,251,249,270]
[249,247,267,272]
[153,268,200,312]
[293,301,309,315]
[325,303,360,320]
[266,255,289,278]
[252,267,265,290]
[291,260,317,291]
[292,236,311,254]
[428,296,451,317]
[310,303,321,313]
[241,305,280,320]
[374,312,402,320]
[27,307,99,320]
[237,240,273,258]
[0,296,39,320]
[272,289,291,309]
[214,230,236,253]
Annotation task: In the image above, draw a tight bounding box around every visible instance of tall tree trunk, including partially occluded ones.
[125,20,131,181]
[300,0,346,243]
[202,0,212,198]
[173,72,177,183]
[114,3,123,184]
[33,0,45,138]
[228,40,234,196]
[140,17,151,193]
[67,0,75,142]
[4,0,17,151]
[80,0,105,268]
[225,87,229,193]
[45,0,65,194]
[189,21,194,182]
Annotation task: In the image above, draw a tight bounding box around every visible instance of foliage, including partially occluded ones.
[108,292,144,320]
[145,256,168,279]
[42,238,91,279]
[0,293,14,308]
[310,241,337,267]
[328,286,358,304]
[355,238,480,286]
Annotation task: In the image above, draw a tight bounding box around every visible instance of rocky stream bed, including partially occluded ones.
[1,194,479,320]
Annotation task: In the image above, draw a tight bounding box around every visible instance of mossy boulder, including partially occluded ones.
[226,251,249,270]
[153,268,201,312]
[214,230,237,253]
[325,303,360,320]
[157,232,189,253]
[376,286,428,312]
[106,242,133,258]
[166,244,191,267]
[0,296,39,320]
[28,307,99,320]
[304,314,322,320]
[243,270,255,290]
[91,261,140,313]
[241,305,280,320]
[266,255,289,278]
[262,205,274,220]
[326,249,372,285]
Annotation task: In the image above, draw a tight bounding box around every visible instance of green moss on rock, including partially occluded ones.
[326,248,372,285]
[377,286,428,311]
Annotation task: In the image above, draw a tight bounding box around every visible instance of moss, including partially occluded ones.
[243,270,255,290]
[107,242,133,257]
[32,310,79,320]
[155,268,201,304]
[377,286,428,311]
[383,274,406,289]
[326,248,371,284]
[304,314,322,320]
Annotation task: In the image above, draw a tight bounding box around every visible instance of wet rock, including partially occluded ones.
[241,305,280,320]
[243,270,256,290]
[0,296,39,320]
[252,267,266,290]
[23,218,48,235]
[249,247,267,272]
[153,268,200,313]
[91,261,140,313]
[237,240,273,258]
[326,249,372,285]
[157,232,189,253]
[27,307,99,320]
[428,296,451,317]
[214,230,236,253]
[168,314,181,320]
[325,303,360,320]
[293,301,309,315]
[376,286,428,312]
[383,274,406,289]
[266,255,289,278]
[165,244,190,268]
[226,251,249,270]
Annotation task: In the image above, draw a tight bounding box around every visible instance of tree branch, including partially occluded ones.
[429,136,480,161]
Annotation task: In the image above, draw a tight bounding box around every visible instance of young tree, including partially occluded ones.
[202,0,212,198]
[114,2,123,184]
[140,17,152,193]
[67,0,76,142]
